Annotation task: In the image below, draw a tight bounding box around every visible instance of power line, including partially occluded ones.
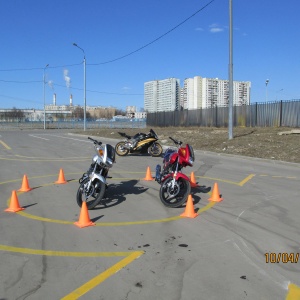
[0,0,215,71]
[0,79,143,96]
[0,63,82,72]
[88,0,215,65]
[0,94,43,105]
[52,83,143,95]
[0,79,42,83]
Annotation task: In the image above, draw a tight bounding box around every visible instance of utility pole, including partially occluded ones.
[228,0,233,140]
[43,64,49,130]
[73,43,86,131]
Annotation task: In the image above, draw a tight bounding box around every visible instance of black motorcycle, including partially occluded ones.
[115,129,163,157]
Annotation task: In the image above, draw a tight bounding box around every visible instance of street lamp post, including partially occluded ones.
[228,0,233,140]
[265,79,269,103]
[43,64,49,130]
[73,43,86,131]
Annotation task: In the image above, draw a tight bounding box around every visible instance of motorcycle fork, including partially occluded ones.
[171,159,179,188]
[84,163,98,197]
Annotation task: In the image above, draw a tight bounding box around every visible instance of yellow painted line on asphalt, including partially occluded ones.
[238,174,256,186]
[0,174,79,186]
[17,209,184,226]
[195,201,216,213]
[258,174,298,180]
[5,179,215,226]
[15,154,90,159]
[17,204,216,226]
[196,175,255,186]
[196,176,239,185]
[0,140,11,150]
[0,244,137,257]
[62,251,144,300]
[286,283,300,300]
[0,244,144,300]
[0,156,89,162]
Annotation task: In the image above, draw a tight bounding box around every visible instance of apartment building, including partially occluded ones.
[183,77,251,109]
[182,76,202,109]
[144,78,180,112]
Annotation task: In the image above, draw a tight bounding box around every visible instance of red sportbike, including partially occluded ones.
[155,137,195,207]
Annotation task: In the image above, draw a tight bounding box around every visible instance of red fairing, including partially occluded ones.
[177,145,192,166]
[168,152,178,165]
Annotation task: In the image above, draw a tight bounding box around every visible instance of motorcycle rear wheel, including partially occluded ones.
[159,177,191,208]
[76,179,106,210]
[115,141,129,156]
[148,142,163,157]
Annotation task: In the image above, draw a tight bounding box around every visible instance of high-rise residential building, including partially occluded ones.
[183,77,251,109]
[145,76,251,112]
[182,76,202,110]
[144,78,180,112]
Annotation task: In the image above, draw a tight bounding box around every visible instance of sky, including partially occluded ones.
[0,0,299,111]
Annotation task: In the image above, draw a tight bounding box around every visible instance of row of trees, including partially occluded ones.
[0,108,24,120]
[72,107,126,120]
[0,107,127,121]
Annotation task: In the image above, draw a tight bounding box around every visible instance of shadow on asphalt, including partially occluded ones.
[93,180,148,210]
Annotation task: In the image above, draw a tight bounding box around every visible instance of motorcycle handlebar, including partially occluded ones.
[88,137,102,145]
[169,137,182,146]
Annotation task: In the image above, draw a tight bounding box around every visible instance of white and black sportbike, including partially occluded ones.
[76,137,116,210]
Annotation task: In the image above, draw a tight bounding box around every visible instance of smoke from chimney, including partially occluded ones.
[63,69,71,88]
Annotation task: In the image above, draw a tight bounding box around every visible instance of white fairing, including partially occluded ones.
[94,144,115,168]
[91,173,106,184]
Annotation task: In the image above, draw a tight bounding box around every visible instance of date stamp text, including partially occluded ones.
[265,252,299,263]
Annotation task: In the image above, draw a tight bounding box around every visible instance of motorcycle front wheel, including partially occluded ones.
[159,177,191,208]
[76,179,106,210]
[115,141,129,156]
[148,142,163,157]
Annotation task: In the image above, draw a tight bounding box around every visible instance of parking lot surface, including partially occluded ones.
[0,130,299,300]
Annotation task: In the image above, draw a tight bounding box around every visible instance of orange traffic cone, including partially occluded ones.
[74,201,96,228]
[55,168,67,184]
[143,166,154,181]
[180,194,198,218]
[5,190,25,212]
[18,174,32,192]
[208,183,223,202]
[190,172,199,187]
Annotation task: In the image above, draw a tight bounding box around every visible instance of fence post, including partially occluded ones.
[279,100,283,127]
[255,102,258,127]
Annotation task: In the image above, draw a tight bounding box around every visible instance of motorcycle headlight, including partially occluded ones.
[188,157,194,165]
[97,148,104,157]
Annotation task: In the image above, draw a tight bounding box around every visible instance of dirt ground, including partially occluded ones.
[74,126,300,164]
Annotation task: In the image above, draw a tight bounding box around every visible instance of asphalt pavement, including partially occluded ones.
[0,129,299,300]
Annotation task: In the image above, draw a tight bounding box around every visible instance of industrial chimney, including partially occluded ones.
[70,94,73,106]
[53,93,56,106]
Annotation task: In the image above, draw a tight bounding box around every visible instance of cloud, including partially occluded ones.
[209,23,224,33]
[210,27,224,33]
[122,86,131,90]
[195,27,204,31]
